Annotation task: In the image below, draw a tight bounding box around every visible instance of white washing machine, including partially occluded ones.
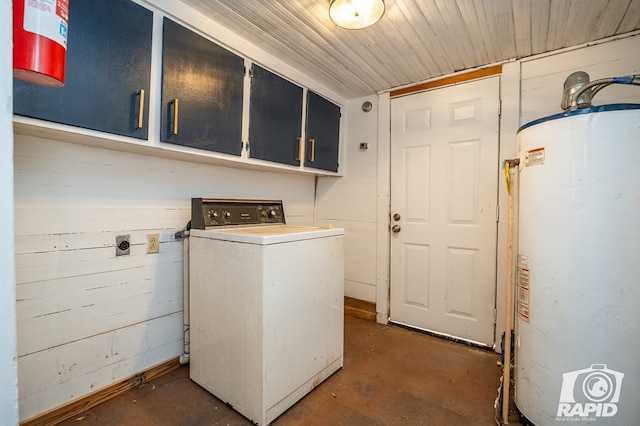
[188,198,344,425]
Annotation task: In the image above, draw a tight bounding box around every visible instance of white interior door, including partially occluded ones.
[389,77,500,346]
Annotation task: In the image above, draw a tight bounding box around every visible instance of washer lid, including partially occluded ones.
[190,225,344,245]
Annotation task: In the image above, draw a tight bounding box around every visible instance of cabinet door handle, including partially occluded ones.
[172,98,179,135]
[136,89,145,129]
[296,137,302,161]
[308,138,315,163]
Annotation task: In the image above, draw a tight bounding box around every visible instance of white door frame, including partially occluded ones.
[375,63,522,352]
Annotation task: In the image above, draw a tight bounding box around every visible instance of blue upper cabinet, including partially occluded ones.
[248,64,304,166]
[13,0,153,140]
[305,91,341,172]
[161,18,244,156]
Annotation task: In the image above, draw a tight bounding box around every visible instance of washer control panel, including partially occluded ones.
[191,198,285,229]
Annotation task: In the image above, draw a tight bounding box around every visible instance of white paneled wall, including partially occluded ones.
[317,95,379,302]
[14,135,315,421]
[520,35,640,125]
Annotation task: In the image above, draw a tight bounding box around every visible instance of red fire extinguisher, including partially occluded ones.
[13,0,69,87]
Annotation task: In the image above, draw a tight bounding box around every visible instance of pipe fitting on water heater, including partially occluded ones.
[561,71,640,111]
[561,71,592,110]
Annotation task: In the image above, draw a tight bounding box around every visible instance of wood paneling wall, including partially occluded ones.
[14,135,315,421]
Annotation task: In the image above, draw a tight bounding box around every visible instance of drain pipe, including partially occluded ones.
[175,227,190,365]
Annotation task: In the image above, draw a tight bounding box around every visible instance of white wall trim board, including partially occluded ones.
[0,0,18,421]
[375,92,391,322]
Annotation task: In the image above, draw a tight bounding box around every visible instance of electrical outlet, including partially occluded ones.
[147,233,160,254]
[116,234,130,256]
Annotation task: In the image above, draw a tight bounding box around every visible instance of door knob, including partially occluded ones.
[391,224,401,233]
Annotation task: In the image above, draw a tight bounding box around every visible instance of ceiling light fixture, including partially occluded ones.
[329,0,385,30]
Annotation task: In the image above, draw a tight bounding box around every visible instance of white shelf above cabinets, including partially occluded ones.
[13,116,341,177]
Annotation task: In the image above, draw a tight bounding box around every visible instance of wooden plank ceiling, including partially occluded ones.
[180,0,640,99]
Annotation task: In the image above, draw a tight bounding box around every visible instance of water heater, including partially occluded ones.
[515,104,640,425]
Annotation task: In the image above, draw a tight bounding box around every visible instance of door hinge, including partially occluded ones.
[498,99,502,116]
[496,205,500,222]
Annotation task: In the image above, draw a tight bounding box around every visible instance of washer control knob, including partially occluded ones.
[224,211,231,219]
[209,210,219,219]
[267,209,277,218]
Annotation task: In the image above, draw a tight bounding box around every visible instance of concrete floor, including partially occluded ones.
[59,315,523,425]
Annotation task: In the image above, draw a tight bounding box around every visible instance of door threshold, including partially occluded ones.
[388,320,493,351]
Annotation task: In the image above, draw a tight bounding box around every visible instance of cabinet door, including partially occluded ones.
[305,91,341,172]
[248,64,303,166]
[161,18,244,156]
[13,0,152,139]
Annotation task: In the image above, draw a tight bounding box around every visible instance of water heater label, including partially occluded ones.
[517,255,530,322]
[525,147,545,167]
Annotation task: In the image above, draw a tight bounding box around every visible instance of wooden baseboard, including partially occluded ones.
[344,296,376,321]
[21,357,181,426]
